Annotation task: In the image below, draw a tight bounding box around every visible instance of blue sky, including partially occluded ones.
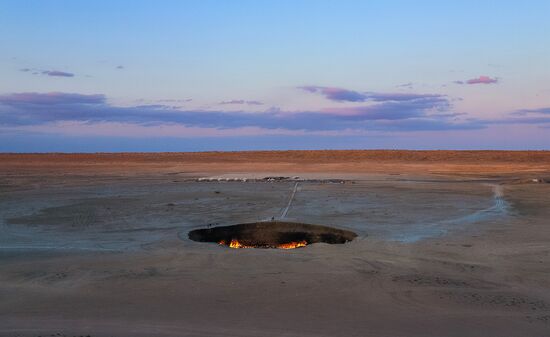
[1,0,550,151]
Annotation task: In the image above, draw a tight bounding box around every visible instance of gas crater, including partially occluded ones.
[188,221,358,249]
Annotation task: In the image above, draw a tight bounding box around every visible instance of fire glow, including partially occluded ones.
[219,239,307,249]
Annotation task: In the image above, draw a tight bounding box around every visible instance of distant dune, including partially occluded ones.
[2,150,550,162]
[2,150,550,177]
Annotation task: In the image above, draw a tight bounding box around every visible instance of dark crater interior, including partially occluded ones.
[188,221,358,249]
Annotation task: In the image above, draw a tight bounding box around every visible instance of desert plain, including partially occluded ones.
[1,150,550,337]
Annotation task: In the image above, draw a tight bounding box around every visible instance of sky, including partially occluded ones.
[1,0,550,152]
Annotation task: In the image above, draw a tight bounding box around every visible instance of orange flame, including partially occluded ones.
[229,239,251,248]
[219,239,307,249]
[277,240,307,249]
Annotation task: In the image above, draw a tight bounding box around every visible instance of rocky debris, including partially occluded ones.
[191,176,348,184]
[509,177,550,184]
[196,177,249,182]
[263,176,290,181]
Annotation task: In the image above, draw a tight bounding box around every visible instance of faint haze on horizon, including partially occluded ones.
[1,0,550,152]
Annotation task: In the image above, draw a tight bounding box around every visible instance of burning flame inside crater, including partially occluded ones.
[278,241,307,249]
[219,239,307,249]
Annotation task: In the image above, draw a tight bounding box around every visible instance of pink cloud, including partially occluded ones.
[464,76,499,85]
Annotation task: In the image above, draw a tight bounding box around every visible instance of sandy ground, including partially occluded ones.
[1,151,550,337]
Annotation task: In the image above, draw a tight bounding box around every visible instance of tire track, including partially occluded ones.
[280,182,299,219]
[392,183,509,242]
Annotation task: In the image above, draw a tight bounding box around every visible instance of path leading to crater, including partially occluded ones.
[280,182,299,219]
